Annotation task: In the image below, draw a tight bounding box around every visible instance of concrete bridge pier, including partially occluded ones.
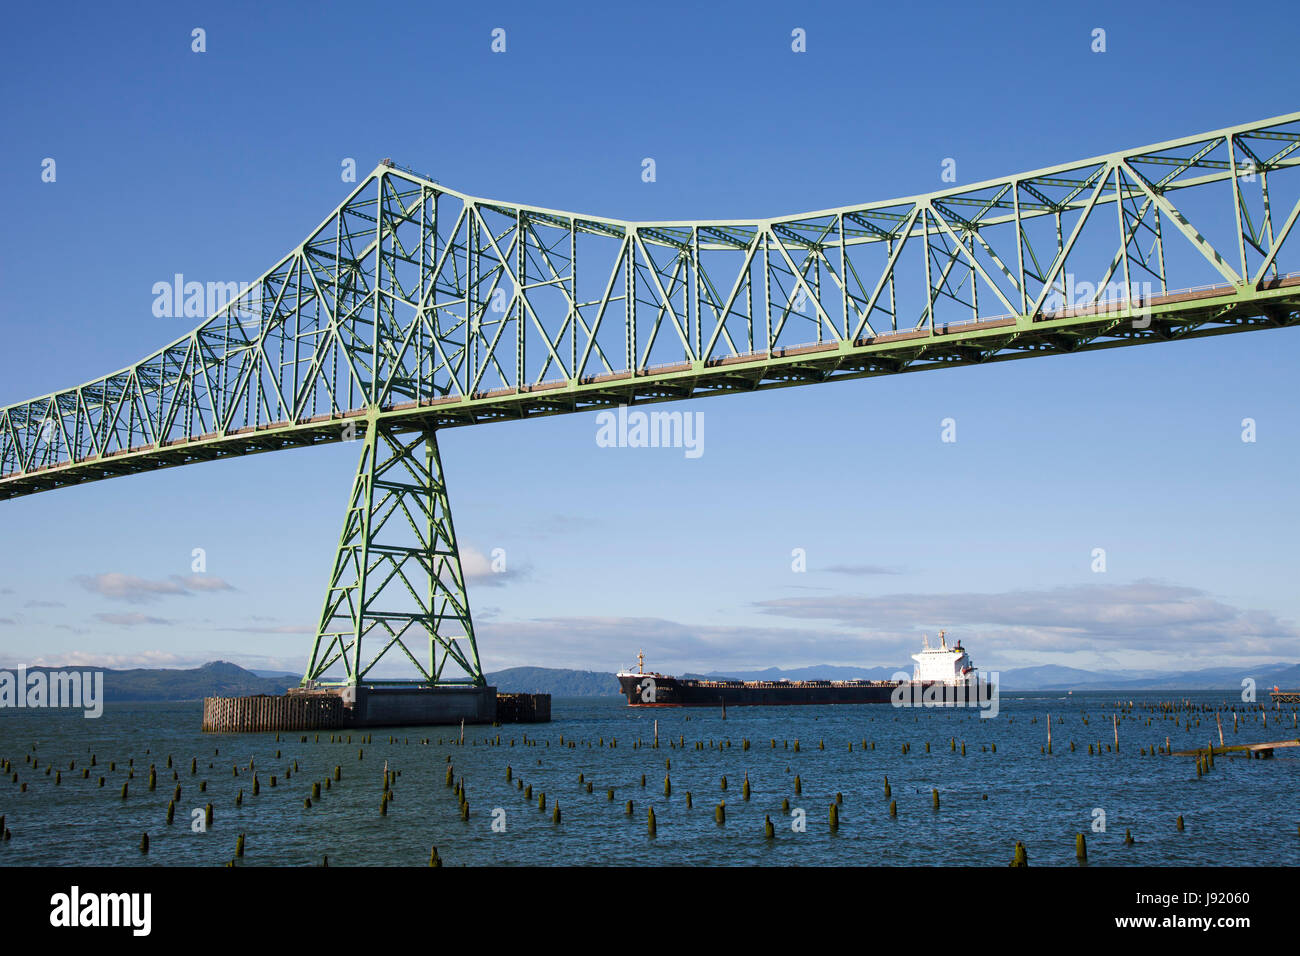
[203,684,550,732]
[338,683,497,727]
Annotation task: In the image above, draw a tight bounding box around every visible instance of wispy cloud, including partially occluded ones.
[754,579,1300,658]
[220,623,312,634]
[76,573,235,603]
[7,650,307,672]
[822,564,905,576]
[460,546,529,587]
[451,579,1300,675]
[93,612,174,627]
[9,650,197,669]
[183,576,236,593]
[472,615,899,674]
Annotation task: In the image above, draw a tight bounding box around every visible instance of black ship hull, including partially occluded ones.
[618,673,905,707]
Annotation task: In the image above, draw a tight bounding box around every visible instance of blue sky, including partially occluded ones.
[1,0,1299,678]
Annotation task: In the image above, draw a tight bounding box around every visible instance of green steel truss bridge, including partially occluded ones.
[4,113,1300,687]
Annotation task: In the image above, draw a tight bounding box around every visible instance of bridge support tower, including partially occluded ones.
[303,422,487,695]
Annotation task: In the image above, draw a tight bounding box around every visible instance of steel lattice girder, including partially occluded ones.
[2,112,1300,501]
[304,424,482,686]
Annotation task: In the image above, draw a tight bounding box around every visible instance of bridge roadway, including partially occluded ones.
[4,274,1298,501]
[5,111,1300,506]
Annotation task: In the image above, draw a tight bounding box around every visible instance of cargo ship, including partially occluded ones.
[617,631,987,707]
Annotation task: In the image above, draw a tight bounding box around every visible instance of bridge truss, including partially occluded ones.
[3,113,1300,684]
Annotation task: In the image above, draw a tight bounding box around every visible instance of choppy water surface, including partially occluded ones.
[0,692,1296,866]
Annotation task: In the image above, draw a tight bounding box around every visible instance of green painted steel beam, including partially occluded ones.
[3,112,1299,502]
[1,281,1296,501]
[304,424,482,686]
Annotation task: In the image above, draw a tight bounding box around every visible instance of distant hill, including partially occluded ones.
[486,666,619,697]
[13,661,293,702]
[996,664,1159,690]
[15,659,1297,700]
[251,669,302,681]
[6,661,619,700]
[1015,662,1300,692]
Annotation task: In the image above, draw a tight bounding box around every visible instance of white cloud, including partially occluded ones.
[753,579,1300,659]
[457,579,1300,675]
[822,564,906,576]
[459,545,528,587]
[76,573,235,603]
[220,623,313,634]
[472,615,906,674]
[12,649,194,669]
[94,612,173,627]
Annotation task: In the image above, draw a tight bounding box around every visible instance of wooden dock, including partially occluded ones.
[1271,689,1300,704]
[1172,739,1300,759]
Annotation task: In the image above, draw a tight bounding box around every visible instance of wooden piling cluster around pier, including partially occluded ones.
[494,694,551,723]
[202,690,553,732]
[202,694,343,732]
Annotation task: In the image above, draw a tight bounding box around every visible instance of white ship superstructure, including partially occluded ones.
[910,631,978,684]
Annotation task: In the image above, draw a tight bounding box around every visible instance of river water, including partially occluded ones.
[0,691,1296,866]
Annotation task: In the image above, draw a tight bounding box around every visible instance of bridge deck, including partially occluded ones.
[6,113,1300,504]
[4,275,1298,501]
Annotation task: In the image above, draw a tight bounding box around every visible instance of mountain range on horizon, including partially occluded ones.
[1,659,1297,701]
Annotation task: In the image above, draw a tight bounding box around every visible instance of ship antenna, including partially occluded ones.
[939,629,946,649]
[637,650,644,674]
[922,633,929,649]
